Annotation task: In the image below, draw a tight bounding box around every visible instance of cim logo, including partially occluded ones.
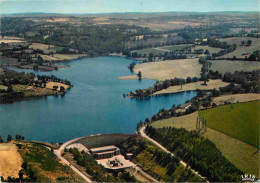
[241,174,256,182]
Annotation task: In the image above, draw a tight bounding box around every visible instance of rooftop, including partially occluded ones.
[89,145,118,154]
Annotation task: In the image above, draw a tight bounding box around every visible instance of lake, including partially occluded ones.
[0,56,197,143]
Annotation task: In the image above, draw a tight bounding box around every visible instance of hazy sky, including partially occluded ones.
[0,0,259,14]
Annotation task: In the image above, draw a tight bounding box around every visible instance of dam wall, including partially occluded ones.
[74,133,137,148]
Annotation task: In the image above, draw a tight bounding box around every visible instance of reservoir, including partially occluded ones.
[0,56,197,142]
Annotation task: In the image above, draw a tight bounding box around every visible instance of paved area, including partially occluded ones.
[97,154,134,169]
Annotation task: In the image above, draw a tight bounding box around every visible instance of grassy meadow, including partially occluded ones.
[199,101,259,147]
[209,60,259,74]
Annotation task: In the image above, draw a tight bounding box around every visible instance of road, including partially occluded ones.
[139,126,207,181]
[134,165,158,182]
[53,137,92,182]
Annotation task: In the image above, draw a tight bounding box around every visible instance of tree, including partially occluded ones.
[60,86,65,92]
[53,85,58,90]
[247,40,252,46]
[7,85,13,93]
[7,134,12,142]
[18,169,25,181]
[43,80,47,87]
[240,40,245,46]
[145,118,151,124]
[137,71,142,80]
[15,134,24,141]
[201,73,208,85]
[0,136,3,143]
[204,49,210,55]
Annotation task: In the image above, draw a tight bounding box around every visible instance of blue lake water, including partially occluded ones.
[0,56,197,142]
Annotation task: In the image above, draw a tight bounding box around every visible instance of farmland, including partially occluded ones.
[153,80,229,95]
[212,93,260,105]
[217,37,260,58]
[0,143,23,179]
[29,43,63,54]
[0,55,20,65]
[192,45,223,54]
[132,44,192,56]
[199,101,259,147]
[208,60,259,74]
[119,58,201,80]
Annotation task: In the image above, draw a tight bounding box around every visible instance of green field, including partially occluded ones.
[199,101,259,147]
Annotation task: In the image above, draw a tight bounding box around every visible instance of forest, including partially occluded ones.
[145,126,243,182]
[120,137,203,182]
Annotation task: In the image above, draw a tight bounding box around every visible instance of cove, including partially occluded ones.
[0,56,197,143]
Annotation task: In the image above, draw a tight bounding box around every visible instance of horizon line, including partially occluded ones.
[1,10,259,16]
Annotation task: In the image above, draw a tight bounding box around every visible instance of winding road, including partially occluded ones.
[53,137,92,182]
[139,125,207,181]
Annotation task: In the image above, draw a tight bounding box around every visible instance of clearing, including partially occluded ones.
[212,93,260,105]
[199,101,259,147]
[217,37,260,58]
[151,110,259,176]
[132,44,192,56]
[192,45,223,54]
[119,58,201,80]
[29,43,63,54]
[0,55,20,65]
[153,80,229,95]
[0,85,8,90]
[45,82,70,90]
[0,143,23,179]
[12,84,58,97]
[209,60,259,74]
[53,54,87,60]
[0,36,25,43]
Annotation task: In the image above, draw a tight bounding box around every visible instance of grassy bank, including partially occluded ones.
[17,143,83,182]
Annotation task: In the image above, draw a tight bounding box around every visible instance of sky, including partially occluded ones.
[0,0,259,14]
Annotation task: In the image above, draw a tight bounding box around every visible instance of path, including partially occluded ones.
[139,126,207,181]
[53,137,92,182]
[134,165,158,182]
